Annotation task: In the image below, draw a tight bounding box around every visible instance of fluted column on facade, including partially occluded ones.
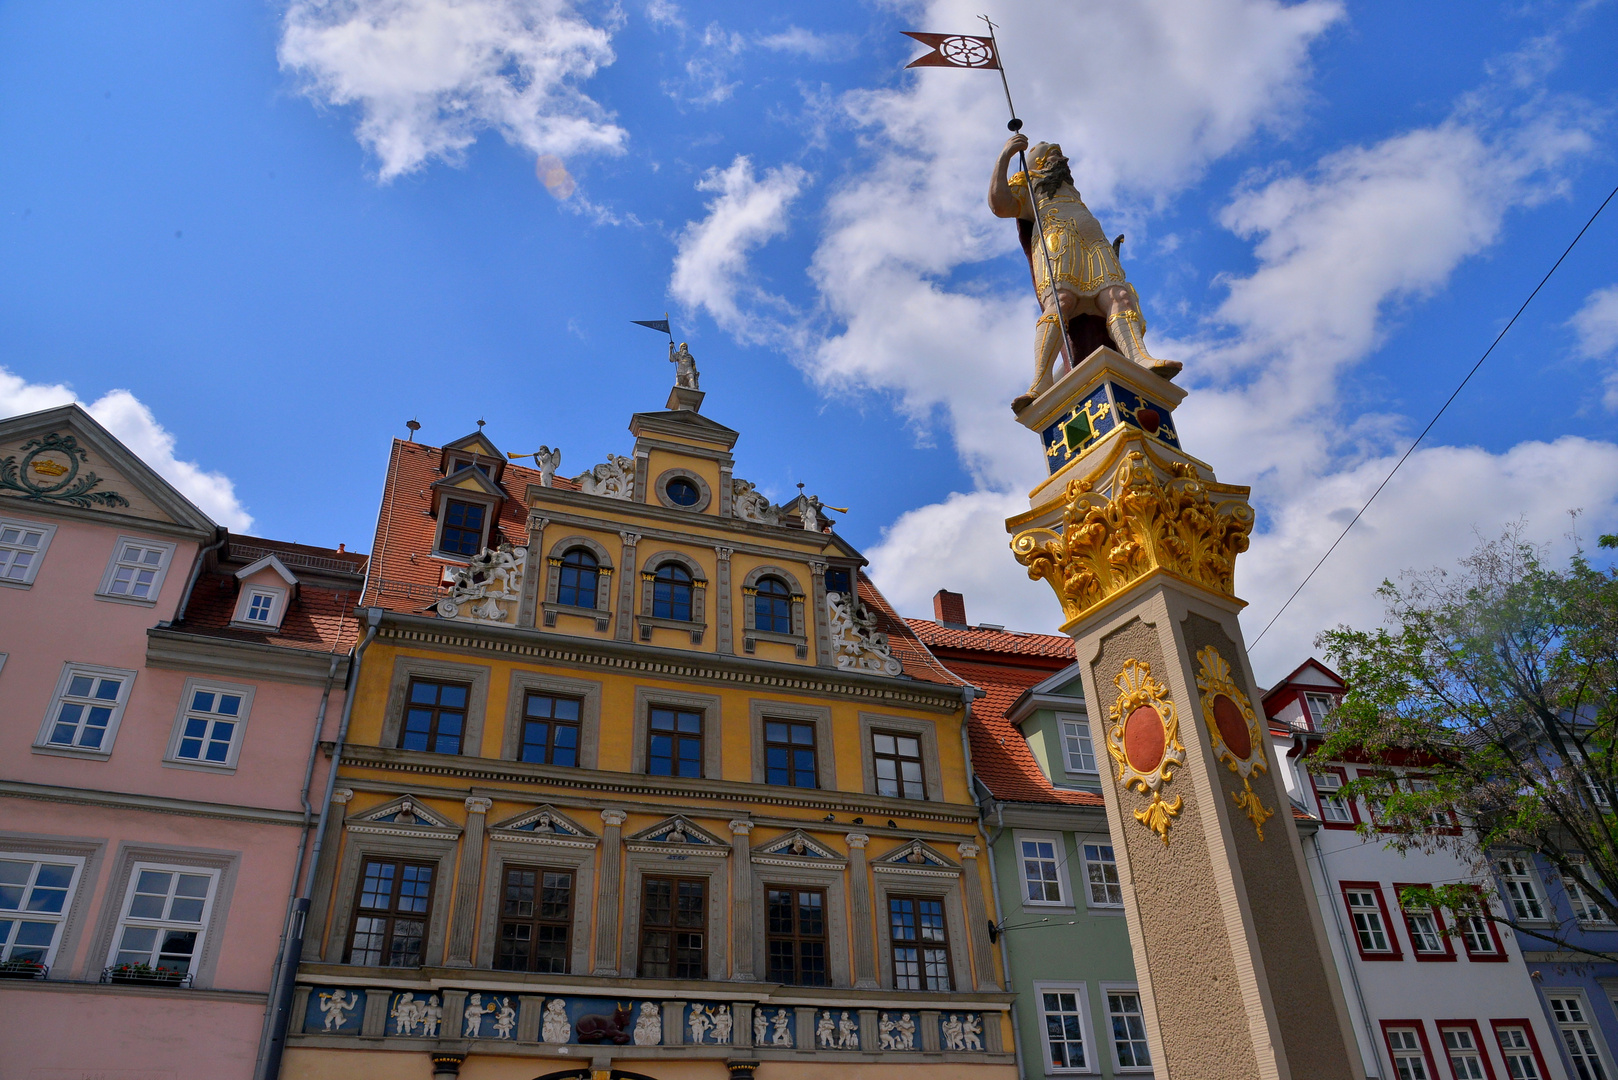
[957,842,999,990]
[615,533,640,641]
[729,819,754,979]
[517,514,550,627]
[445,797,492,966]
[715,547,735,654]
[846,833,878,989]
[303,787,353,961]
[593,808,628,975]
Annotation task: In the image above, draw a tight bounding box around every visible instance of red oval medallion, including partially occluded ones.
[1136,407,1161,433]
[1212,694,1251,759]
[1124,706,1166,773]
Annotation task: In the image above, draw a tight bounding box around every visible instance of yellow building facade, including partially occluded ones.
[284,384,1014,1080]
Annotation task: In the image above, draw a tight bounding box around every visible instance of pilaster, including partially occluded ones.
[518,514,550,627]
[303,786,353,961]
[729,819,755,979]
[809,561,833,668]
[593,808,628,975]
[715,546,736,654]
[956,841,999,991]
[615,533,639,642]
[445,797,492,965]
[846,832,878,989]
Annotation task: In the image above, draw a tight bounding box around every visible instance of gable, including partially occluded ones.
[345,794,461,839]
[0,404,215,537]
[489,805,599,849]
[872,838,960,877]
[625,816,730,855]
[752,830,846,868]
[236,554,299,587]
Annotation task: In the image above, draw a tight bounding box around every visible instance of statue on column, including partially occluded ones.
[669,341,700,390]
[990,134,1180,413]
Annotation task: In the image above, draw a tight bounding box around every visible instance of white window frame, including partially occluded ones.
[95,535,178,606]
[1439,1025,1487,1080]
[1014,832,1070,907]
[163,678,256,772]
[1099,982,1152,1073]
[1345,888,1394,954]
[1080,840,1124,910]
[1386,1025,1433,1080]
[105,862,221,976]
[1303,691,1336,726]
[1495,1024,1544,1080]
[1497,857,1548,922]
[1058,714,1098,775]
[34,663,138,757]
[0,515,57,588]
[1547,991,1616,1080]
[231,583,288,630]
[1564,859,1613,926]
[1314,770,1355,823]
[1033,980,1097,1074]
[0,850,86,969]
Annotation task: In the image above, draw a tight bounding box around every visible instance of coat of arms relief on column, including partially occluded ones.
[1195,646,1274,840]
[1105,658,1187,845]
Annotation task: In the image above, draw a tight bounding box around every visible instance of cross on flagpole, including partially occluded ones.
[901,20,1075,376]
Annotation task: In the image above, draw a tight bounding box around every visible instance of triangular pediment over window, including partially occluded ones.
[489,805,598,848]
[431,466,507,499]
[346,794,461,838]
[873,839,960,876]
[625,815,729,854]
[439,430,506,484]
[752,830,846,868]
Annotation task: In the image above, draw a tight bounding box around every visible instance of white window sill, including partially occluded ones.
[162,757,239,775]
[228,620,281,632]
[0,578,35,590]
[1022,899,1075,910]
[94,592,158,608]
[32,743,113,760]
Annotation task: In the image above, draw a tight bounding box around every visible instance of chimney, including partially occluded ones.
[933,589,967,627]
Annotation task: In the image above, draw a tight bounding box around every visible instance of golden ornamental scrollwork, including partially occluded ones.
[1105,658,1187,846]
[1195,646,1274,840]
[1011,451,1254,624]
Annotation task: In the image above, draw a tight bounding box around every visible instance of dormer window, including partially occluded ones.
[441,500,487,557]
[246,590,277,623]
[230,554,298,630]
[1303,692,1337,727]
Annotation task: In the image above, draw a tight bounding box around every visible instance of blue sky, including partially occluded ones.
[2,0,1616,680]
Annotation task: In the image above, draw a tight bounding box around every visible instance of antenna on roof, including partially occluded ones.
[477,418,486,431]
[405,419,420,442]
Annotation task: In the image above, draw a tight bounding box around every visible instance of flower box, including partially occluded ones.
[103,964,190,987]
[0,959,46,980]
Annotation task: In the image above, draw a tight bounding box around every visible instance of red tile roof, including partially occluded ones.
[907,618,1075,660]
[179,536,366,653]
[858,576,965,687]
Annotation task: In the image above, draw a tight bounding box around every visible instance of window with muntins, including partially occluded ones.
[1496,1026,1544,1079]
[495,866,572,974]
[102,541,169,600]
[0,520,51,585]
[753,577,793,634]
[520,692,580,767]
[1403,904,1445,956]
[1061,719,1096,773]
[347,859,434,967]
[1550,996,1610,1080]
[764,719,817,788]
[1040,990,1088,1070]
[556,548,599,608]
[400,678,468,755]
[1456,905,1499,958]
[652,563,694,621]
[888,895,951,991]
[648,707,703,777]
[440,500,486,556]
[1084,844,1123,907]
[0,856,79,966]
[873,731,926,799]
[1441,1026,1487,1080]
[174,688,245,765]
[1386,1026,1432,1080]
[1497,857,1546,920]
[1303,691,1336,727]
[45,669,128,751]
[639,876,706,979]
[1345,887,1394,955]
[1565,862,1612,925]
[1020,838,1063,904]
[1314,771,1355,824]
[1107,992,1151,1069]
[766,886,827,986]
[245,591,276,623]
[110,866,216,975]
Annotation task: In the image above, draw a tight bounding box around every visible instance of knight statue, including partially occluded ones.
[669,341,700,390]
[990,133,1180,413]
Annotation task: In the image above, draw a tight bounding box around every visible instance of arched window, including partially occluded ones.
[652,563,694,621]
[753,576,793,634]
[556,548,599,609]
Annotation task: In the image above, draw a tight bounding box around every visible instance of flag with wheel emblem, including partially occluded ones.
[901,32,1000,69]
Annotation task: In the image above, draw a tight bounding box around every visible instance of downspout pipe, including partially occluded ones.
[256,608,381,1080]
[174,526,228,624]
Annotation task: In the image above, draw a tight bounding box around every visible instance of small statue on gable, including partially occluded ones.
[670,341,700,390]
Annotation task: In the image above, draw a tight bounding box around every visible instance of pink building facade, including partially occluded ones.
[0,404,362,1077]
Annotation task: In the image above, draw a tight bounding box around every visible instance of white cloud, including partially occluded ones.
[670,156,808,342]
[1571,284,1618,407]
[756,27,853,61]
[279,0,626,181]
[0,368,253,531]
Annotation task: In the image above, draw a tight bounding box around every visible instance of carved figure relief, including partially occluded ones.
[771,1008,794,1047]
[1011,451,1254,625]
[493,997,517,1040]
[942,1014,963,1051]
[633,1002,662,1046]
[318,988,358,1031]
[437,542,526,622]
[391,993,426,1036]
[464,993,491,1037]
[754,1007,768,1046]
[1105,658,1188,845]
[1196,645,1275,839]
[711,1004,732,1044]
[837,1010,859,1049]
[543,999,571,1044]
[817,1011,836,1048]
[731,478,779,525]
[0,432,129,508]
[827,591,904,677]
[574,454,635,500]
[420,995,443,1037]
[690,1004,713,1044]
[578,1002,634,1044]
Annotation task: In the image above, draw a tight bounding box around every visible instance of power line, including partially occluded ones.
[1249,179,1618,650]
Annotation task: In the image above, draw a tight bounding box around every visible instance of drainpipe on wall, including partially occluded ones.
[173,526,228,623]
[981,793,1028,1080]
[254,607,382,1080]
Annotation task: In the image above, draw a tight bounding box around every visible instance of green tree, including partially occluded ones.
[1313,524,1618,960]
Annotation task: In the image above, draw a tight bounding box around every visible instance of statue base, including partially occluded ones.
[667,386,705,413]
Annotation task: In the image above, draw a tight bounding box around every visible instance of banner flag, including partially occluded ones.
[631,319,671,334]
[902,32,1000,69]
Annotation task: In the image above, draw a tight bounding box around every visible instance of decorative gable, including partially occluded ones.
[489,805,598,849]
[625,816,730,856]
[872,839,960,877]
[346,795,461,839]
[440,429,506,484]
[752,830,846,869]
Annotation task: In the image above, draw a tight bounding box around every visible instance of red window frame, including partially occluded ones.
[1456,888,1508,963]
[1380,1020,1438,1080]
[1393,881,1456,962]
[1402,773,1463,836]
[1490,1020,1552,1080]
[1341,881,1404,961]
[1356,768,1399,832]
[1435,1019,1497,1080]
[1311,765,1359,830]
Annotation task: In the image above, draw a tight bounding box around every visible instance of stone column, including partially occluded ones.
[729,819,755,979]
[846,833,878,989]
[445,797,492,966]
[518,514,550,627]
[956,842,999,990]
[858,1009,879,1052]
[919,1010,941,1052]
[808,561,833,667]
[733,1002,754,1048]
[718,465,734,517]
[663,1001,687,1045]
[303,787,353,961]
[715,547,736,654]
[593,808,628,975]
[615,533,639,641]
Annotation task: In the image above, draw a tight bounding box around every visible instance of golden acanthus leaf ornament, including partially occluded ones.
[1011,451,1254,623]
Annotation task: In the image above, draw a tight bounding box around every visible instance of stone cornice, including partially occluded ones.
[0,778,305,826]
[147,628,351,687]
[372,611,961,712]
[522,493,850,563]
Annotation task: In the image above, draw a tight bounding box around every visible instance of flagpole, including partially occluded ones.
[980,15,1074,377]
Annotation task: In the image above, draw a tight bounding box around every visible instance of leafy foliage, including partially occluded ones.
[1313,524,1618,959]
